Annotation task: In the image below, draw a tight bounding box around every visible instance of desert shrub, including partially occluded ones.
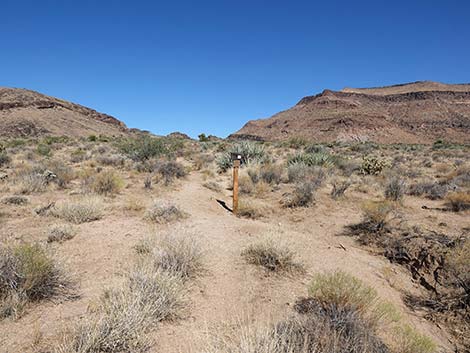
[236,200,264,219]
[288,152,336,168]
[1,195,29,205]
[286,136,309,149]
[154,160,187,185]
[203,181,222,192]
[407,180,452,200]
[259,163,283,185]
[92,170,124,196]
[241,236,303,273]
[137,232,203,279]
[330,179,351,199]
[117,136,168,162]
[144,201,186,224]
[360,156,391,175]
[238,174,255,194]
[53,197,104,224]
[445,191,470,212]
[392,325,437,353]
[192,153,214,170]
[0,243,72,319]
[18,172,48,194]
[0,152,10,167]
[360,200,394,232]
[95,154,126,167]
[216,142,267,172]
[46,160,75,188]
[308,271,378,314]
[36,143,52,157]
[287,163,325,184]
[282,181,317,208]
[384,175,407,201]
[70,149,88,163]
[57,263,186,353]
[47,224,76,243]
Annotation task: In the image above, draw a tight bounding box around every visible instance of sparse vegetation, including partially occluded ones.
[154,160,187,185]
[52,197,104,224]
[385,175,407,201]
[0,243,72,319]
[445,191,470,211]
[136,232,203,279]
[216,142,267,172]
[1,195,29,205]
[241,235,303,273]
[47,224,77,243]
[91,170,124,196]
[330,179,351,199]
[144,201,186,224]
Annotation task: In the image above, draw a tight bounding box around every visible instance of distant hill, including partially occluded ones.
[0,87,128,138]
[230,81,470,144]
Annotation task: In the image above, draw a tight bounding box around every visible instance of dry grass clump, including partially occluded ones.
[282,181,317,208]
[46,159,75,188]
[360,200,395,233]
[52,197,104,224]
[384,175,407,201]
[144,201,187,224]
[236,200,265,219]
[0,243,73,319]
[47,224,77,243]
[203,181,222,192]
[1,195,29,205]
[154,160,187,185]
[241,236,303,274]
[56,263,186,353]
[91,170,124,196]
[308,271,378,314]
[136,232,204,280]
[18,172,48,194]
[407,180,451,200]
[445,191,470,212]
[330,179,351,199]
[391,325,437,353]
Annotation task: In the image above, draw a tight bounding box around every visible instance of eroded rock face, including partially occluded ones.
[230,81,470,144]
[0,87,128,138]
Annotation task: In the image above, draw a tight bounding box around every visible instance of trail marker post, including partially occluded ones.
[231,153,243,214]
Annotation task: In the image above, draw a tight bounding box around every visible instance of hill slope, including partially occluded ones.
[230,81,470,144]
[0,87,128,137]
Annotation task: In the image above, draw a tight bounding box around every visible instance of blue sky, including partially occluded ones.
[1,1,469,138]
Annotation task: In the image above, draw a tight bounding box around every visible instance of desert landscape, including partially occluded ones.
[0,82,469,353]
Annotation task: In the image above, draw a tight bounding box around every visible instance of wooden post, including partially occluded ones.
[233,159,240,214]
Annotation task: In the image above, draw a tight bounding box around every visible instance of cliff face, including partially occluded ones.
[230,81,470,144]
[0,87,128,137]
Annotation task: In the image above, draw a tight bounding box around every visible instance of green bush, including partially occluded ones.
[36,144,52,157]
[92,170,124,196]
[117,136,168,162]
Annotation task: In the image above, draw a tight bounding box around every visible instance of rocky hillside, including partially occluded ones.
[0,87,128,137]
[230,81,470,144]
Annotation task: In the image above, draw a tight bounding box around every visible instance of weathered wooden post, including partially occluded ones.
[231,153,242,214]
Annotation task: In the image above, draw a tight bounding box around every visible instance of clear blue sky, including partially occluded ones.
[2,1,469,138]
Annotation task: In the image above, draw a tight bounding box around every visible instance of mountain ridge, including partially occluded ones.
[0,87,128,138]
[230,81,470,144]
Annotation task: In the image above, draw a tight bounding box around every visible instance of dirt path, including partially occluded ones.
[152,172,452,352]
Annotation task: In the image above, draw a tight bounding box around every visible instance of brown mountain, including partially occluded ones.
[230,81,470,144]
[0,87,128,137]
